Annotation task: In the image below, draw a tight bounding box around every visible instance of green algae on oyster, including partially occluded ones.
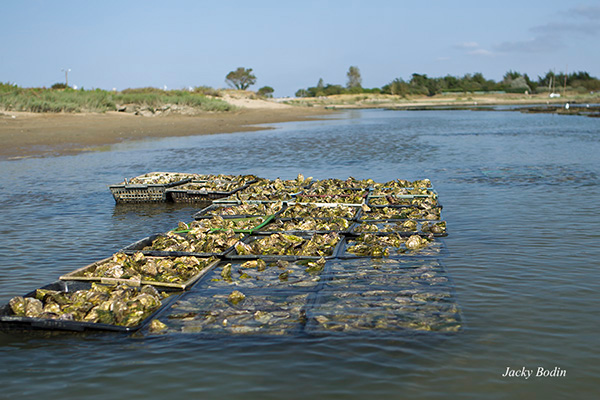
[9,283,168,327]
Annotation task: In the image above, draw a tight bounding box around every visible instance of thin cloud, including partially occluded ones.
[566,5,600,20]
[493,5,599,54]
[494,35,562,54]
[455,41,480,49]
[532,21,600,35]
[468,49,493,56]
[455,41,494,56]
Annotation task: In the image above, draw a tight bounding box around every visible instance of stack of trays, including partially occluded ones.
[109,172,195,203]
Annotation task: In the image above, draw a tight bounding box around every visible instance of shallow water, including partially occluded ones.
[1,109,599,399]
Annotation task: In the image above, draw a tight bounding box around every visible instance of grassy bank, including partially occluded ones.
[284,92,600,109]
[0,83,235,113]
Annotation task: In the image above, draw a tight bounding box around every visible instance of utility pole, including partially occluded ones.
[563,64,568,97]
[62,68,71,87]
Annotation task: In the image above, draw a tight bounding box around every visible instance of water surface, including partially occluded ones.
[1,109,598,399]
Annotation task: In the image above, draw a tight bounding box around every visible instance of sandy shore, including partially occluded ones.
[0,106,332,160]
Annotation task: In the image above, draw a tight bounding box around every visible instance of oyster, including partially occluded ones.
[147,230,243,253]
[281,203,358,219]
[8,283,168,326]
[204,202,283,217]
[346,233,433,257]
[188,216,268,232]
[261,217,350,233]
[235,233,340,257]
[86,253,217,285]
[228,290,246,305]
[121,172,195,185]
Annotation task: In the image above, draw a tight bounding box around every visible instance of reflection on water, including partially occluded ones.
[0,109,599,399]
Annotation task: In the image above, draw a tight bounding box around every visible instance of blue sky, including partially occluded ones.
[2,0,599,97]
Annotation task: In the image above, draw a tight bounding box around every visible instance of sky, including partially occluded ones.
[2,0,599,97]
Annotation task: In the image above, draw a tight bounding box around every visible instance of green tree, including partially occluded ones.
[225,67,257,90]
[346,66,362,89]
[295,88,309,98]
[257,86,274,98]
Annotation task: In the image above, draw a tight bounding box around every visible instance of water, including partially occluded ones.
[1,109,598,399]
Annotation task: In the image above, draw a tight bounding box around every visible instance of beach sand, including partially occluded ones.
[0,106,332,160]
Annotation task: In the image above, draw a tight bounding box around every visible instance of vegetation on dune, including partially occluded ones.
[0,83,235,113]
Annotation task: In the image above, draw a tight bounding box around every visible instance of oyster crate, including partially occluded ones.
[193,202,285,220]
[59,256,220,290]
[278,202,361,220]
[121,233,238,258]
[226,233,344,261]
[335,234,448,259]
[166,180,256,203]
[356,205,444,222]
[109,173,194,204]
[0,280,181,332]
[200,259,328,290]
[349,221,448,237]
[254,217,353,235]
[366,195,440,207]
[152,289,311,336]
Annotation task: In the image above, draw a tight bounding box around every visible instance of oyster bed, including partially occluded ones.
[258,217,351,233]
[351,220,447,236]
[206,259,327,289]
[155,291,309,335]
[232,233,342,258]
[150,257,461,335]
[4,174,458,334]
[60,253,219,290]
[128,230,245,256]
[1,282,175,331]
[359,205,443,221]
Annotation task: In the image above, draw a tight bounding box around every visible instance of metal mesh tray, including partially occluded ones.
[121,233,238,258]
[193,202,285,220]
[356,205,444,222]
[226,233,344,261]
[59,256,220,290]
[109,173,193,204]
[166,181,256,203]
[148,289,310,336]
[0,281,182,332]
[200,259,329,290]
[278,203,360,220]
[335,234,448,259]
[349,221,447,237]
[254,217,352,235]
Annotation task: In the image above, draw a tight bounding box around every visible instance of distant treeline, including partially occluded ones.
[0,84,234,113]
[295,70,600,98]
